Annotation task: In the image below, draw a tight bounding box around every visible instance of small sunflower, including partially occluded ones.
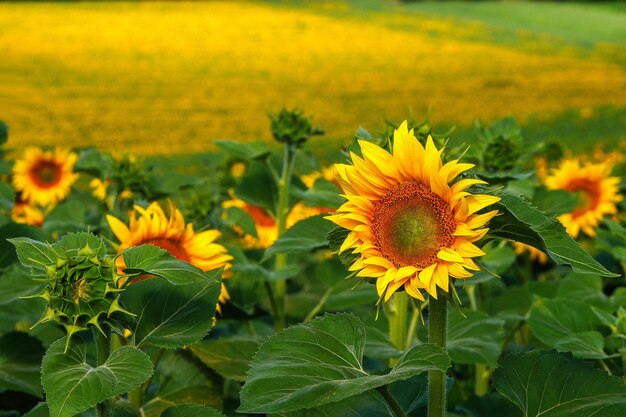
[90,178,111,201]
[12,196,44,227]
[513,242,548,264]
[544,158,622,238]
[327,122,500,301]
[107,202,233,312]
[223,199,332,249]
[12,147,78,206]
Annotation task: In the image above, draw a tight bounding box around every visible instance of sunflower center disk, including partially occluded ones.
[143,238,191,262]
[372,182,456,269]
[31,160,62,187]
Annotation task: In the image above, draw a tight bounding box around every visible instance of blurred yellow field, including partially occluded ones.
[1,1,625,155]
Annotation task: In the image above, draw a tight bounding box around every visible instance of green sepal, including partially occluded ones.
[87,312,108,337]
[31,307,65,329]
[20,288,51,303]
[62,324,88,353]
[108,298,136,318]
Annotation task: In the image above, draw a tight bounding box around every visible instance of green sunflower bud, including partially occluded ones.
[270,108,323,146]
[13,232,135,352]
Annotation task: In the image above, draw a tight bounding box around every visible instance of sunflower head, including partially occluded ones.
[107,201,232,311]
[18,233,131,352]
[544,158,623,237]
[12,147,79,207]
[327,121,500,301]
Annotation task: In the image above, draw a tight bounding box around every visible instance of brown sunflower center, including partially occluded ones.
[565,179,601,218]
[372,182,456,268]
[142,238,190,262]
[29,160,62,188]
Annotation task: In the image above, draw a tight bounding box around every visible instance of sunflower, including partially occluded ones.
[513,242,548,264]
[107,201,233,312]
[12,147,79,207]
[90,178,110,201]
[223,199,332,249]
[327,122,500,301]
[544,158,622,238]
[12,196,44,227]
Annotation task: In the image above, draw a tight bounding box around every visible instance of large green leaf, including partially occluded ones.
[556,273,626,313]
[7,237,56,276]
[121,245,219,286]
[23,403,49,417]
[531,187,579,217]
[43,201,87,234]
[528,297,607,359]
[190,336,262,382]
[238,313,450,414]
[42,337,153,417]
[0,332,44,397]
[119,275,221,349]
[141,351,221,417]
[215,140,270,160]
[493,350,626,417]
[161,404,225,417]
[490,194,617,277]
[278,390,394,417]
[447,309,505,366]
[263,214,333,261]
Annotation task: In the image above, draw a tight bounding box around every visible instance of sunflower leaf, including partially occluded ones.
[238,313,450,413]
[118,273,221,349]
[189,336,262,382]
[490,194,618,277]
[42,336,153,417]
[262,214,333,261]
[492,350,626,417]
[0,331,45,397]
[528,297,608,359]
[161,404,226,417]
[121,244,215,285]
[447,308,505,366]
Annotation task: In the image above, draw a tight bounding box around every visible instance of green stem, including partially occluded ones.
[304,286,334,323]
[94,329,111,417]
[428,296,448,417]
[377,386,406,417]
[389,292,409,365]
[273,144,296,332]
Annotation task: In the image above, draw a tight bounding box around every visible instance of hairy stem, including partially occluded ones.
[428,296,448,417]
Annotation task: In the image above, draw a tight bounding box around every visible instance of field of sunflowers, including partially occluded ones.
[1,107,626,417]
[2,1,626,417]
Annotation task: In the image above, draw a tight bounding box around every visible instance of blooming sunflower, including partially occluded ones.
[11,196,44,227]
[12,147,79,207]
[513,242,548,264]
[223,199,332,249]
[327,122,500,301]
[107,202,233,312]
[544,158,622,238]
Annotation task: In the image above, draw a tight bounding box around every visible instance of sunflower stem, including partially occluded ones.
[273,144,297,332]
[389,291,409,367]
[94,328,112,417]
[428,295,448,417]
[377,386,406,417]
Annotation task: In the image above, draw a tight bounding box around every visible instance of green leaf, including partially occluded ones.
[42,337,153,417]
[528,297,607,359]
[490,194,617,277]
[43,201,87,234]
[8,237,56,276]
[146,172,203,199]
[0,120,7,145]
[295,180,344,209]
[141,351,221,417]
[0,332,45,397]
[75,148,114,177]
[54,232,107,259]
[556,273,625,313]
[190,336,262,382]
[238,313,450,413]
[457,392,523,417]
[447,309,505,366]
[493,350,626,417]
[122,245,217,285]
[215,140,270,160]
[278,391,394,417]
[263,214,333,261]
[327,226,359,267]
[161,404,225,417]
[0,182,14,211]
[532,187,579,217]
[23,403,49,417]
[222,206,258,238]
[235,161,276,213]
[119,275,221,349]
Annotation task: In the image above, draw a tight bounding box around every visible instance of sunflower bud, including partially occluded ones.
[270,108,323,147]
[22,233,133,351]
[482,135,522,172]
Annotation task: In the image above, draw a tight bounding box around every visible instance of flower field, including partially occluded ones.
[2,1,626,417]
